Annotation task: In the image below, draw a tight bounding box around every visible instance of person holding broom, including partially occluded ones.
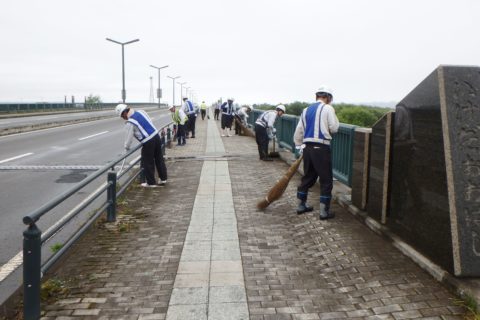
[255,105,285,161]
[293,86,339,219]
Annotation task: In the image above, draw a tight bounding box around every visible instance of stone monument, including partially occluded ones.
[389,65,480,276]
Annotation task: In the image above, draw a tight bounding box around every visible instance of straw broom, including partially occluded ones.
[257,154,303,210]
[234,116,255,138]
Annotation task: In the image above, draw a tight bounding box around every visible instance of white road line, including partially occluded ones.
[78,131,109,141]
[0,152,34,164]
[0,251,23,282]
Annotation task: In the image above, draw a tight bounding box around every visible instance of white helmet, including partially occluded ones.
[228,97,234,101]
[168,105,175,110]
[276,105,286,113]
[115,104,128,117]
[316,86,333,97]
[246,105,253,111]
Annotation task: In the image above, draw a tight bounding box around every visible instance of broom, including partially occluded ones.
[257,154,303,210]
[234,116,255,138]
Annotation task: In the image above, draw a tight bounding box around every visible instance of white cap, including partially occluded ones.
[316,86,333,97]
[115,104,128,117]
[276,105,286,113]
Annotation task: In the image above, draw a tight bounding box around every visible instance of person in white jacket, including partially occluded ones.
[255,105,285,161]
[293,86,339,219]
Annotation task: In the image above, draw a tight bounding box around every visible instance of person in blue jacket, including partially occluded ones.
[293,86,339,219]
[116,104,167,188]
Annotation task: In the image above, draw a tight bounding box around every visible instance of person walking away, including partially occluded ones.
[255,105,285,161]
[115,104,167,187]
[200,101,207,120]
[214,102,221,120]
[221,98,235,137]
[182,97,197,138]
[169,105,188,146]
[235,105,253,135]
[293,86,339,219]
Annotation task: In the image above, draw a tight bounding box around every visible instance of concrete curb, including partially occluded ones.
[275,144,480,307]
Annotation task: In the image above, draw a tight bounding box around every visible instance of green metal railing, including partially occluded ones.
[331,124,357,186]
[248,109,356,186]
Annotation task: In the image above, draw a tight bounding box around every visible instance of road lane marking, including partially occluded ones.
[0,152,33,164]
[78,131,109,141]
[0,251,22,282]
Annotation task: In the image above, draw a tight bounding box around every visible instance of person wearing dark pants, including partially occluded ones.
[293,86,339,219]
[255,123,269,160]
[200,101,207,120]
[214,104,220,120]
[182,97,197,138]
[254,105,285,161]
[115,104,168,188]
[220,98,235,137]
[169,105,187,146]
[141,134,167,186]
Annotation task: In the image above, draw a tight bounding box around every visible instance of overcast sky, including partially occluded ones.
[1,0,479,106]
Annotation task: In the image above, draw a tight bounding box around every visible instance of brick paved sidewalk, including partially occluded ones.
[37,114,466,319]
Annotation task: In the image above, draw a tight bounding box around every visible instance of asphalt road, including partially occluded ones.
[0,109,117,131]
[0,109,172,302]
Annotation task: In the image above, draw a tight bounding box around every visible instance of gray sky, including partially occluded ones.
[1,0,479,106]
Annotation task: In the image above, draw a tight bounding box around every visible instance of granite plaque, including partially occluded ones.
[389,65,480,276]
[366,112,393,224]
[352,128,372,211]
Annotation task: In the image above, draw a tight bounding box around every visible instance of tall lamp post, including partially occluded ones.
[178,82,187,101]
[149,64,168,108]
[185,87,191,101]
[167,76,180,106]
[106,38,139,103]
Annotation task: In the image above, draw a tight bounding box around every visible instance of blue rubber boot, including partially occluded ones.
[297,191,313,215]
[319,196,334,220]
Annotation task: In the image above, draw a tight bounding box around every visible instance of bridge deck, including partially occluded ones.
[41,113,465,319]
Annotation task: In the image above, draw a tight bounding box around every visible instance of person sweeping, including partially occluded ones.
[293,86,339,219]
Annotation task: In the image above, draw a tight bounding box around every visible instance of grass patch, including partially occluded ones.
[454,293,479,319]
[40,278,69,302]
[50,243,63,254]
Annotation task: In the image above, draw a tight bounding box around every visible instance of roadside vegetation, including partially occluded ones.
[252,102,392,127]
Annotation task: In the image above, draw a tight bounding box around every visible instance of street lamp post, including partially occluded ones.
[167,76,180,106]
[106,38,140,103]
[149,64,168,108]
[185,87,190,101]
[178,82,187,101]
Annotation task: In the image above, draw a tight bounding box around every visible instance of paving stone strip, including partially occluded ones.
[165,116,249,319]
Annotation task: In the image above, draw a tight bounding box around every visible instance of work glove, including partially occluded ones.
[268,133,274,140]
[272,128,277,135]
[294,144,305,159]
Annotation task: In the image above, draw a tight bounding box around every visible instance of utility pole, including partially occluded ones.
[150,64,168,108]
[167,75,180,107]
[149,76,154,103]
[106,38,140,103]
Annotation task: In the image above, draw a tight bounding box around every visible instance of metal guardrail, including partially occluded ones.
[247,109,356,186]
[0,102,160,113]
[21,122,174,320]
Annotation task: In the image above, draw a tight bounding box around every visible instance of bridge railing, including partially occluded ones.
[247,109,356,186]
[0,102,160,113]
[21,122,173,320]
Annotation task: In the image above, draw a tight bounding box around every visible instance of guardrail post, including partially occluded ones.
[23,223,42,320]
[107,171,117,222]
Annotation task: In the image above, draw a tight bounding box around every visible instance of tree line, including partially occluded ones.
[251,102,392,127]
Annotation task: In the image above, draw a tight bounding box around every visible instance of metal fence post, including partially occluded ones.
[23,223,42,320]
[107,171,117,222]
